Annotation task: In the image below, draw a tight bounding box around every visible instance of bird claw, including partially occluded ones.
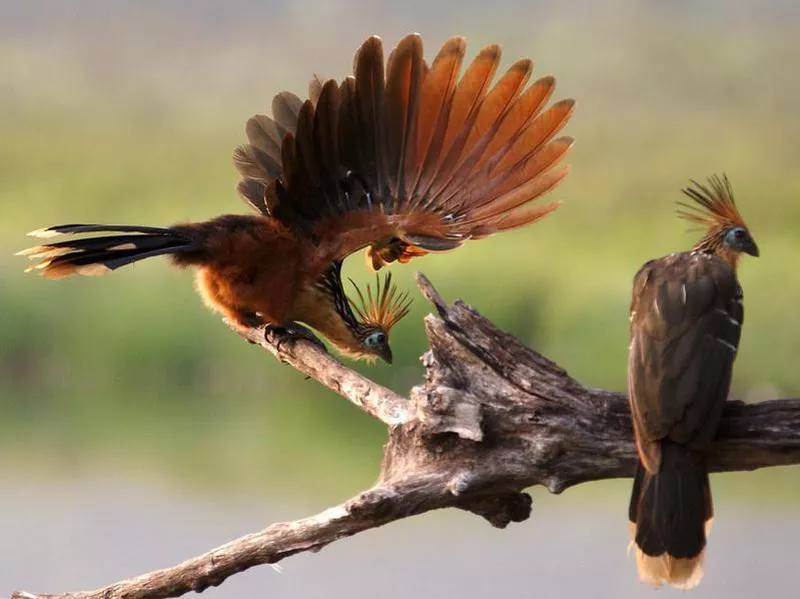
[264,323,327,354]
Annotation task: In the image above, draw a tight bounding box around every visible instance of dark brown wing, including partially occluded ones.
[233,79,324,218]
[627,252,743,473]
[234,33,574,268]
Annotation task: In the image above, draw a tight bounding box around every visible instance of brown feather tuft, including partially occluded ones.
[348,272,412,332]
[676,174,747,231]
[675,174,756,266]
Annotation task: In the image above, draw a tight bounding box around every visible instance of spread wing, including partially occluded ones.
[234,33,574,269]
[627,252,743,473]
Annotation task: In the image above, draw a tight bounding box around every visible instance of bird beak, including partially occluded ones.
[744,239,760,257]
[378,344,393,365]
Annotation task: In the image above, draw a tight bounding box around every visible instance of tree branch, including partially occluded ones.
[10,481,445,599]
[234,324,412,426]
[12,273,800,599]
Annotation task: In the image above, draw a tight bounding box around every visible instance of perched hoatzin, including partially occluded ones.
[627,174,758,588]
[18,33,574,362]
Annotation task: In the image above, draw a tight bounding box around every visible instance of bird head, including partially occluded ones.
[677,174,758,268]
[348,272,412,364]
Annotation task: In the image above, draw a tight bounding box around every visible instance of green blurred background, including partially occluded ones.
[2,1,800,596]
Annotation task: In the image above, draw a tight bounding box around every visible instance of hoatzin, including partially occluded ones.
[627,174,758,588]
[18,33,574,362]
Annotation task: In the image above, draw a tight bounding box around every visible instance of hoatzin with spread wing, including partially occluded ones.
[19,33,574,362]
[627,174,758,589]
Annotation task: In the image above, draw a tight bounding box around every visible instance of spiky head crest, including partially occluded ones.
[676,174,758,268]
[345,272,412,364]
[349,272,412,333]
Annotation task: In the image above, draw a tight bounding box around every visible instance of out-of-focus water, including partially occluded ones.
[2,476,798,599]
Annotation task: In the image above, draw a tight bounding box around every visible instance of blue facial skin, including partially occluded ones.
[724,226,759,257]
[365,330,392,363]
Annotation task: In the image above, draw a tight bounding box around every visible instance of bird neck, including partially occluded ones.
[292,266,373,359]
[692,233,739,273]
[306,305,369,357]
[715,247,740,272]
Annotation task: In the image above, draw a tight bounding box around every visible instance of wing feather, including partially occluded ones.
[462,136,574,222]
[627,253,742,470]
[407,37,465,207]
[428,58,533,211]
[417,43,501,206]
[313,80,346,215]
[272,91,304,131]
[353,36,387,197]
[383,33,424,204]
[232,34,575,269]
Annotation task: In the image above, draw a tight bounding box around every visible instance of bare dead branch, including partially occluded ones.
[234,323,413,426]
[9,479,451,599]
[12,273,800,599]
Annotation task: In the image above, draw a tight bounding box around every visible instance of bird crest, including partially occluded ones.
[348,272,412,332]
[676,174,748,232]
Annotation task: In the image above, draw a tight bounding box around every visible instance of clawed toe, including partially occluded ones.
[264,323,327,354]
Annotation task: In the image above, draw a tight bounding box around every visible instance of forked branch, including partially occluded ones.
[12,273,800,599]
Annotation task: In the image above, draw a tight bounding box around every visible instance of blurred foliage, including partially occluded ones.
[1,1,799,500]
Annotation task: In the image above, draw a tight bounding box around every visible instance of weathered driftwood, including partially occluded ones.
[12,273,800,599]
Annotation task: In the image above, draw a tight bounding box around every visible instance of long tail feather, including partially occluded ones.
[629,444,712,590]
[27,223,174,238]
[19,225,195,279]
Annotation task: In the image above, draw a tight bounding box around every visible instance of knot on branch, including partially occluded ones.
[346,487,401,519]
[456,492,533,528]
[410,384,483,441]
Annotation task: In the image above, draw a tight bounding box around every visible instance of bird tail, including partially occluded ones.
[628,441,712,590]
[18,224,198,279]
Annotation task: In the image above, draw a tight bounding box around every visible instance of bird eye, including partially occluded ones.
[725,227,747,246]
[366,331,386,346]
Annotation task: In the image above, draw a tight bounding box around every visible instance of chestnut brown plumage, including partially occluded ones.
[19,33,574,362]
[627,174,758,588]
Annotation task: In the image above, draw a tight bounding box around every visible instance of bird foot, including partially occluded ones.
[264,322,327,354]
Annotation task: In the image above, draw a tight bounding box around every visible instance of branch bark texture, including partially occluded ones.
[12,273,800,599]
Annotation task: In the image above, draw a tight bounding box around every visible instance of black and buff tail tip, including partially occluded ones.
[26,223,177,238]
[26,225,70,238]
[628,448,712,590]
[17,224,194,278]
